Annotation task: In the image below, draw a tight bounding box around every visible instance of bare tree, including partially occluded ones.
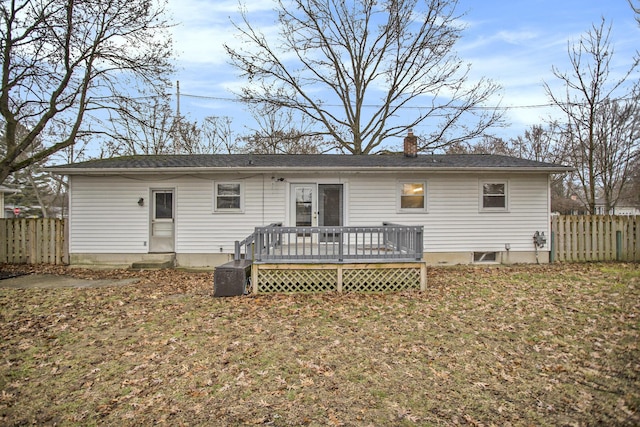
[48,123,91,219]
[0,0,174,184]
[101,94,176,156]
[544,18,639,214]
[167,116,198,154]
[512,124,562,163]
[619,154,640,206]
[102,97,240,156]
[594,96,640,212]
[240,107,328,154]
[631,0,640,24]
[226,0,502,155]
[444,135,514,156]
[446,124,568,164]
[201,116,240,154]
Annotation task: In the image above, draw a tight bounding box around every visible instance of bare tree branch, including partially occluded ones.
[0,0,174,184]
[225,0,503,154]
[240,107,329,154]
[544,18,639,214]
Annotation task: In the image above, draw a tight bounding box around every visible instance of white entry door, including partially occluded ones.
[150,189,174,252]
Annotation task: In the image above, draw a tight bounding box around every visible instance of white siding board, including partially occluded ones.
[69,176,150,253]
[425,174,549,252]
[348,177,396,225]
[347,173,550,253]
[176,175,285,253]
[70,174,288,255]
[69,171,551,257]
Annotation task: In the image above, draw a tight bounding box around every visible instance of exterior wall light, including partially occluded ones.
[138,197,144,206]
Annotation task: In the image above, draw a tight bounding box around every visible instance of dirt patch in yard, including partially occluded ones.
[0,262,638,426]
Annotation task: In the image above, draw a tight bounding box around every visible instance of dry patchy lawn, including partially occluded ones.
[0,263,638,426]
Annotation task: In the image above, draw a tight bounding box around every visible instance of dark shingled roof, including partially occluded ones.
[48,153,572,173]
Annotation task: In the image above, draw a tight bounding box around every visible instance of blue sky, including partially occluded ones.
[165,0,638,149]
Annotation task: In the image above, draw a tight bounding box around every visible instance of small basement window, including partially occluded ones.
[473,251,497,263]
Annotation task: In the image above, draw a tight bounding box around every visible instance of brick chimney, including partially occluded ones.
[404,129,418,157]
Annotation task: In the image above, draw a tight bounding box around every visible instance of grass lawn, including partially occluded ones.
[0,263,638,426]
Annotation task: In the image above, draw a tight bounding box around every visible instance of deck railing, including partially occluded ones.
[235,222,423,262]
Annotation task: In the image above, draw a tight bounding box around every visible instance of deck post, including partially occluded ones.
[255,228,263,262]
[420,262,427,291]
[251,262,259,294]
[337,265,343,293]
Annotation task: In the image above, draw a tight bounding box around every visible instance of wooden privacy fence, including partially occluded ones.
[2,216,637,266]
[0,219,67,264]
[551,215,640,262]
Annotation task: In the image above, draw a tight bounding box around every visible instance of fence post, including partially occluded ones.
[550,231,555,263]
[0,220,6,263]
[616,230,622,262]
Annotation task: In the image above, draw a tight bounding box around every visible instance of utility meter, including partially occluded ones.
[533,231,547,248]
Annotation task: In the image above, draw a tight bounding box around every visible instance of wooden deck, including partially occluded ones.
[236,223,424,263]
[232,224,427,293]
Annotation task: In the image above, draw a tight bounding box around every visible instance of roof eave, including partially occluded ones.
[46,165,574,175]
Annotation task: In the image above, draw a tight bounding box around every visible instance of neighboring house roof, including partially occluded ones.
[48,154,573,174]
[0,185,19,193]
[594,198,640,207]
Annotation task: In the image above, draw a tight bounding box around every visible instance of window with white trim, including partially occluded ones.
[214,182,243,212]
[480,181,507,211]
[398,181,426,212]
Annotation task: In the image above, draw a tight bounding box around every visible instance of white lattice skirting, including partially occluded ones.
[251,262,427,293]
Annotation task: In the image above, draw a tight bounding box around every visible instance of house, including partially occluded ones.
[0,185,19,218]
[594,199,640,216]
[48,134,572,276]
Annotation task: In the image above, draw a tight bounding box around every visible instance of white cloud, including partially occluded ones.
[167,0,639,141]
[167,0,281,65]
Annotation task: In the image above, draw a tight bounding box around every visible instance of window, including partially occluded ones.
[214,182,243,212]
[473,251,498,263]
[481,181,507,211]
[398,182,426,211]
[154,191,173,219]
